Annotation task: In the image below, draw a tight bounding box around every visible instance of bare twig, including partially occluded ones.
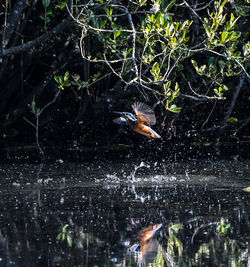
[114,5,139,78]
[40,90,61,115]
[177,0,215,11]
[201,101,217,129]
[188,81,222,100]
[224,72,246,122]
[163,52,183,82]
[35,114,44,156]
[234,117,250,135]
[104,54,128,85]
[23,117,36,128]
[180,93,209,101]
[182,0,204,24]
[24,90,61,156]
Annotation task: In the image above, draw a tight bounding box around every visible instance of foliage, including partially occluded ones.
[73,0,249,114]
[216,217,231,236]
[57,224,73,247]
[41,0,51,31]
[243,186,250,192]
[54,71,71,90]
[167,223,183,256]
[28,98,40,115]
[0,0,249,144]
[71,74,90,90]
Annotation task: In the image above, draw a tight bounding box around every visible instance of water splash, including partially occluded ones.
[185,169,190,180]
[129,162,150,182]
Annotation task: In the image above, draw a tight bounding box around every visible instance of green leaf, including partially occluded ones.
[199,65,206,73]
[42,0,50,8]
[100,20,106,29]
[62,232,66,241]
[72,74,80,82]
[243,187,250,192]
[64,81,71,87]
[171,224,183,231]
[227,117,238,123]
[151,62,162,81]
[57,233,62,240]
[67,235,72,247]
[46,10,53,16]
[170,104,181,113]
[54,75,62,84]
[191,59,198,71]
[243,42,250,56]
[114,30,121,39]
[62,225,68,232]
[229,31,241,41]
[31,100,36,108]
[220,84,228,91]
[164,0,176,12]
[60,2,67,9]
[221,31,227,43]
[64,71,70,81]
[126,48,132,56]
[164,81,171,92]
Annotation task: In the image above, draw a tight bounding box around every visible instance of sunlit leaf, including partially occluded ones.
[243,187,250,192]
[67,235,73,247]
[227,117,238,123]
[46,10,52,16]
[126,48,132,56]
[164,0,176,12]
[54,75,62,84]
[57,233,62,240]
[60,2,67,9]
[64,71,70,81]
[114,30,121,39]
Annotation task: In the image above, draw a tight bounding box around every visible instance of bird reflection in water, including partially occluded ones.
[129,224,162,266]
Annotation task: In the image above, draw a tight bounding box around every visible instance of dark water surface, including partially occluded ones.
[0,159,249,266]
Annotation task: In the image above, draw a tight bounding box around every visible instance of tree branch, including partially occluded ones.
[182,0,203,24]
[2,20,71,57]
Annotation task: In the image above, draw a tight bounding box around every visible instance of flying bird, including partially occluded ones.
[113,102,161,138]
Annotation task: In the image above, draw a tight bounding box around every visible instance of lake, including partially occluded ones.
[0,158,249,266]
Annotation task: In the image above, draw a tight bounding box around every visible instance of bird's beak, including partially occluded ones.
[113,111,124,115]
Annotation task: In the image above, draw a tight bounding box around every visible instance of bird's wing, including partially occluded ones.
[132,102,156,125]
[113,117,127,125]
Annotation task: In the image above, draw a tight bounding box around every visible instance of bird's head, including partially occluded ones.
[113,111,137,122]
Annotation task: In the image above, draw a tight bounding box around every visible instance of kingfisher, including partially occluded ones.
[129,223,162,253]
[113,102,161,138]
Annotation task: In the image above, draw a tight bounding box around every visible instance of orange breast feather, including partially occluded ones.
[134,124,152,137]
